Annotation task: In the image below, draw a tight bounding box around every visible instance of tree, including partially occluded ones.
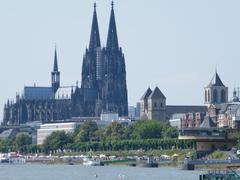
[43,131,72,153]
[103,121,125,141]
[15,134,32,152]
[163,126,179,138]
[0,139,13,153]
[131,120,164,139]
[74,121,98,143]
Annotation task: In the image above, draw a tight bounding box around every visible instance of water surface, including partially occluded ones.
[0,164,204,180]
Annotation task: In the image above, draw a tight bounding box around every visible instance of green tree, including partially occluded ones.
[163,126,179,138]
[131,120,164,139]
[103,121,125,141]
[43,131,72,153]
[74,121,98,143]
[0,139,13,153]
[94,129,105,141]
[15,134,32,152]
[123,124,134,139]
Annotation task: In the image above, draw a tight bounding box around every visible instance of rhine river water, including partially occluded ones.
[0,164,204,180]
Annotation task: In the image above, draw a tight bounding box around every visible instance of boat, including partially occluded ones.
[0,153,26,164]
[0,154,10,163]
[138,156,158,168]
[128,163,137,167]
[83,157,103,166]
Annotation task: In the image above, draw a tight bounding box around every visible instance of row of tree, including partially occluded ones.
[0,120,194,154]
[72,120,179,143]
[44,136,194,153]
[41,120,192,153]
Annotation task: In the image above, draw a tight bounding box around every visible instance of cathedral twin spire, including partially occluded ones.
[106,1,119,50]
[89,3,101,50]
[89,1,119,51]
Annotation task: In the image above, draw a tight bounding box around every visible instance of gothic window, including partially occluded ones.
[208,90,210,102]
[205,90,207,102]
[221,90,226,102]
[154,103,157,108]
[213,89,218,103]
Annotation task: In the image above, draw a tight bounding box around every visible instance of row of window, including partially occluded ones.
[205,89,226,103]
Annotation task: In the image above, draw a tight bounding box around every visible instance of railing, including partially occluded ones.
[187,159,240,165]
[179,128,228,139]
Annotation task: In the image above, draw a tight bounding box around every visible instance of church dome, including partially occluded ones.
[233,97,239,102]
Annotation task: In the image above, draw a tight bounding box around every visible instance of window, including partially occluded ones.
[213,89,218,103]
[205,90,207,102]
[221,90,226,102]
[208,90,210,102]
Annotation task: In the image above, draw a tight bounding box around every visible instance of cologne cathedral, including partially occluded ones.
[3,2,128,125]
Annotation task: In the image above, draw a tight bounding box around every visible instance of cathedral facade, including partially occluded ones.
[3,2,128,125]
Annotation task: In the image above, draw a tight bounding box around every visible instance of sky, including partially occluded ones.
[1,0,240,121]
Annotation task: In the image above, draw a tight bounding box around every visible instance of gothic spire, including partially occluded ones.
[52,46,60,93]
[53,46,58,72]
[106,1,119,50]
[89,2,101,50]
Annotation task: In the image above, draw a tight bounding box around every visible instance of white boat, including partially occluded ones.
[0,154,10,163]
[0,153,26,164]
[83,157,101,166]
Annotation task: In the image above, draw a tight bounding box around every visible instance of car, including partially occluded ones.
[236,150,240,155]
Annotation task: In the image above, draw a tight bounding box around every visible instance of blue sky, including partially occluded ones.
[1,0,240,120]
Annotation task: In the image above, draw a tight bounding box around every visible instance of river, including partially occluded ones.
[0,164,204,180]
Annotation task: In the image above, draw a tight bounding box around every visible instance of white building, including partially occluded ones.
[169,113,185,129]
[100,113,119,121]
[37,122,79,145]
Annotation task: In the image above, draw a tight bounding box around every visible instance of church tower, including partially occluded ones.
[140,87,166,121]
[80,2,128,117]
[101,1,128,116]
[204,71,228,105]
[81,3,101,89]
[140,87,152,119]
[51,47,60,94]
[147,87,166,121]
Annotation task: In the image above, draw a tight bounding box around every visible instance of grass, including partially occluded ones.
[207,151,228,160]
